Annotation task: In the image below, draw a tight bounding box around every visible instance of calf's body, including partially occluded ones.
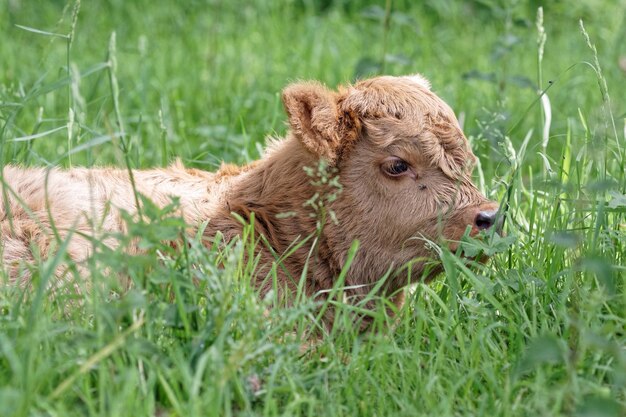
[1,75,499,323]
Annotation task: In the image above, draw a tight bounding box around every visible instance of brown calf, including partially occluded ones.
[1,74,499,324]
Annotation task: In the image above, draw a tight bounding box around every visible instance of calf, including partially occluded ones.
[1,74,499,323]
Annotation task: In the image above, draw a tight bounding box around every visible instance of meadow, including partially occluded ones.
[0,0,625,416]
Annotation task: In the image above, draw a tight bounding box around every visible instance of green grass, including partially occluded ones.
[1,0,625,416]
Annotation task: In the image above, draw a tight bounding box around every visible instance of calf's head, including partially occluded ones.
[282,75,500,290]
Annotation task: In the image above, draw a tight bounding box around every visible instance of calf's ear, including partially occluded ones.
[282,81,359,164]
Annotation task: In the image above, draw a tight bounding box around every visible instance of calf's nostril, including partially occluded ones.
[475,210,498,230]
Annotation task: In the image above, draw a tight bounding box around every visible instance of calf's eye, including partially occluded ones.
[381,157,411,177]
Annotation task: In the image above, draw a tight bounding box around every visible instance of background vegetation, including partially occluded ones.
[1,0,625,416]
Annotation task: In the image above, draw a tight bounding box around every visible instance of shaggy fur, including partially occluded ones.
[1,74,498,325]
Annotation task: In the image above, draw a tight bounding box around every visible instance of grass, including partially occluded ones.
[1,0,625,416]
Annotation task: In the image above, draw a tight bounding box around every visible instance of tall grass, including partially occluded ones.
[0,1,625,416]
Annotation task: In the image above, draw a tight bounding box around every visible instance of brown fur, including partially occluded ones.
[0,74,498,326]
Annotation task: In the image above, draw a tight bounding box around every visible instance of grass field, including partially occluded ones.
[1,0,625,416]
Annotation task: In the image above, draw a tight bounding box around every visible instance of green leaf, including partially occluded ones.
[575,395,622,417]
[548,231,581,248]
[607,191,626,209]
[15,24,69,39]
[459,232,516,258]
[516,335,564,376]
[580,257,616,295]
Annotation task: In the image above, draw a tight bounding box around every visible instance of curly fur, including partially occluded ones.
[1,74,498,326]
